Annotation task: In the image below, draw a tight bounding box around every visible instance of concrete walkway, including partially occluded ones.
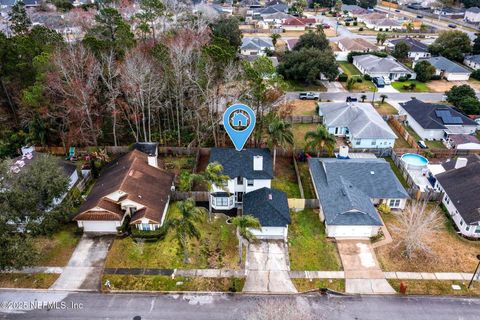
[51,235,113,291]
[243,241,297,293]
[337,240,395,294]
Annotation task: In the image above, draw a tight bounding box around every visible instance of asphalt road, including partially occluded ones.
[284,91,447,102]
[1,290,480,320]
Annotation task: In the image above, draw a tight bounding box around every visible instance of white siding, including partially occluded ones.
[78,220,120,233]
[444,72,470,81]
[351,138,396,149]
[249,226,288,240]
[326,224,381,238]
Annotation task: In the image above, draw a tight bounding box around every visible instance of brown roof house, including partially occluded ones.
[74,143,174,233]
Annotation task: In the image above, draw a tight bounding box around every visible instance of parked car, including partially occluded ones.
[299,92,320,100]
[344,17,354,22]
[346,96,358,102]
[448,24,457,28]
[416,15,423,18]
[372,77,385,88]
[382,76,391,85]
[417,140,428,149]
[322,23,331,29]
[395,9,401,12]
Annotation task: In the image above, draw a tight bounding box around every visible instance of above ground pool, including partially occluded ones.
[401,153,429,170]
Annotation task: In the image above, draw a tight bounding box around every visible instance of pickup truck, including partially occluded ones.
[298,92,320,100]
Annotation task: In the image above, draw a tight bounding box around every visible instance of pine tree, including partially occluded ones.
[8,0,31,35]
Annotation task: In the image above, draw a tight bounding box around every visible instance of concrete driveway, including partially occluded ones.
[51,235,113,291]
[377,85,399,93]
[243,241,297,293]
[337,240,395,294]
[321,80,347,93]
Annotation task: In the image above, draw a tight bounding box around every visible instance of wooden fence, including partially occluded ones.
[388,118,419,149]
[171,191,210,202]
[284,115,322,124]
[288,198,319,210]
[34,145,130,155]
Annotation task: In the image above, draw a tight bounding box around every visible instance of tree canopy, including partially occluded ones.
[392,42,410,60]
[428,30,472,62]
[414,60,436,82]
[293,31,329,51]
[445,84,480,114]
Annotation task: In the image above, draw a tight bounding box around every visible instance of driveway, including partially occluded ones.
[337,240,395,294]
[321,80,347,93]
[51,235,113,291]
[377,85,399,93]
[243,241,297,293]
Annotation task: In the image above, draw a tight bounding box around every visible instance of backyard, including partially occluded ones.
[291,123,318,149]
[375,209,480,273]
[297,162,316,199]
[392,80,429,92]
[288,209,342,271]
[105,203,240,269]
[338,62,377,92]
[404,125,445,149]
[271,156,301,198]
[387,122,412,149]
[160,154,196,176]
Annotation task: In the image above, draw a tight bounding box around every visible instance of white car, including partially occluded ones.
[382,76,391,85]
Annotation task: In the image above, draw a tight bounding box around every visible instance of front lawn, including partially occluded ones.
[0,273,59,289]
[375,210,480,273]
[288,209,342,271]
[292,278,345,293]
[338,62,377,92]
[374,102,398,116]
[392,80,429,92]
[105,203,239,269]
[102,275,245,292]
[288,99,317,116]
[284,80,327,92]
[388,280,480,296]
[338,61,361,76]
[271,157,301,198]
[34,223,81,267]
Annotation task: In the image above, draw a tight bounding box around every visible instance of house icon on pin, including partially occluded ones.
[231,112,249,127]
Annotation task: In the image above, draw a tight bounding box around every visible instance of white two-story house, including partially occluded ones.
[208,148,290,240]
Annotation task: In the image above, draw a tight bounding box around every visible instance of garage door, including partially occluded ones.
[329,226,373,238]
[81,221,118,233]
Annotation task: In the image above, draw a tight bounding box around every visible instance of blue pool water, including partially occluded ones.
[401,153,428,167]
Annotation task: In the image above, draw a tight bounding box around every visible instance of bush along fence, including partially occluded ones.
[284,115,322,124]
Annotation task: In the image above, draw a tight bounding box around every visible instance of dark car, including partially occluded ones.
[416,15,423,18]
[372,77,385,88]
[395,9,401,12]
[448,24,457,28]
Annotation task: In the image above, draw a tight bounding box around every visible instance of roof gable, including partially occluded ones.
[209,148,273,180]
[243,187,291,227]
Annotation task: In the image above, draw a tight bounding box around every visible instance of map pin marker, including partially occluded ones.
[223,103,256,152]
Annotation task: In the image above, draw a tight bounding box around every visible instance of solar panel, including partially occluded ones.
[435,109,463,124]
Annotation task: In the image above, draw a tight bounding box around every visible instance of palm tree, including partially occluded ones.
[360,94,367,102]
[270,33,281,47]
[305,125,336,157]
[380,94,388,104]
[232,215,261,266]
[267,114,294,171]
[406,22,414,33]
[165,198,207,263]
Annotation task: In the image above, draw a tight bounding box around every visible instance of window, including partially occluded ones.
[247,179,254,186]
[389,199,401,208]
[356,140,361,145]
[371,140,377,146]
[475,226,480,234]
[141,223,150,231]
[444,195,450,204]
[237,177,243,185]
[460,219,464,226]
[466,226,470,232]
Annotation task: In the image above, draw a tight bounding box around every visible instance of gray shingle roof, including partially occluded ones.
[389,37,428,53]
[400,99,477,130]
[308,158,409,226]
[209,148,273,180]
[353,54,412,74]
[421,56,471,74]
[243,187,291,227]
[467,6,480,13]
[464,54,480,65]
[436,161,480,224]
[319,102,397,140]
[241,37,273,51]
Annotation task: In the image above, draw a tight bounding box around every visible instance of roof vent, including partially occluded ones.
[370,171,375,175]
[138,195,142,199]
[268,193,273,200]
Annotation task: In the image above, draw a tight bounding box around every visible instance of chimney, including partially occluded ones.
[253,155,263,171]
[135,142,158,168]
[147,155,158,168]
[454,157,468,170]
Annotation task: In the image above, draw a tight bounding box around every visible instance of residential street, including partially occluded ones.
[284,91,448,102]
[1,290,480,319]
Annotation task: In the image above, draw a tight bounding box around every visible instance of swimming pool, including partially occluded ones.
[401,153,429,170]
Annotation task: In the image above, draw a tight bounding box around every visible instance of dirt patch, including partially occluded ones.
[289,99,317,116]
[426,80,480,93]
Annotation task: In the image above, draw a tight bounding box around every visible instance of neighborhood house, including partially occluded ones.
[415,56,471,81]
[74,144,174,233]
[308,158,409,238]
[353,54,416,80]
[387,37,431,60]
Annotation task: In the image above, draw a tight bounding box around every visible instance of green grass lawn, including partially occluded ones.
[338,62,377,92]
[288,209,342,271]
[392,80,429,92]
[271,157,301,198]
[160,155,196,176]
[338,62,361,76]
[34,223,81,267]
[374,102,398,116]
[102,275,245,292]
[292,279,345,293]
[292,123,318,148]
[404,125,446,149]
[105,203,240,269]
[284,80,327,92]
[0,273,59,289]
[383,157,409,189]
[297,162,315,199]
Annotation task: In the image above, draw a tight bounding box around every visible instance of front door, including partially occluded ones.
[236,192,244,203]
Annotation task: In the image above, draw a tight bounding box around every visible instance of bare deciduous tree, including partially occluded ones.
[392,201,443,259]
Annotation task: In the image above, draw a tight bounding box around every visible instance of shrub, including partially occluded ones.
[397,76,407,82]
[338,73,348,82]
[378,203,391,214]
[131,227,168,240]
[359,27,364,31]
[356,77,363,83]
[345,22,350,26]
[430,75,441,80]
[379,28,383,32]
[353,21,358,26]
[471,69,480,80]
[364,74,371,81]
